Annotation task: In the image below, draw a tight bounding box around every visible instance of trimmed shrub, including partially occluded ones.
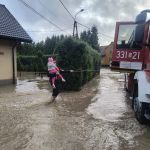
[17,56,37,71]
[57,37,101,90]
[17,54,57,72]
[17,37,101,91]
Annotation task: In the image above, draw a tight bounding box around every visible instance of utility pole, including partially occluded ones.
[73,20,78,38]
[73,9,84,38]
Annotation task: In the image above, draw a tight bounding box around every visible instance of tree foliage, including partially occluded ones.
[17,35,66,56]
[17,33,101,90]
[57,37,101,90]
[80,25,100,52]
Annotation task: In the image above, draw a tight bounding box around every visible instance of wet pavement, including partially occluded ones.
[0,68,150,150]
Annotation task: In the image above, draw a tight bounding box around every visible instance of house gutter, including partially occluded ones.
[12,42,17,84]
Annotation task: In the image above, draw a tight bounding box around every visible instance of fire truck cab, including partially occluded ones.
[111,10,150,124]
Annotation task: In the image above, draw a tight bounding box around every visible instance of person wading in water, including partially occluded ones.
[47,57,65,102]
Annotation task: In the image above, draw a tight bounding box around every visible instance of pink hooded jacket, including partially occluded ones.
[47,57,59,73]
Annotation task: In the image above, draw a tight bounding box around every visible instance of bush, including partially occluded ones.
[17,37,101,91]
[17,56,36,71]
[57,37,101,90]
[17,54,57,72]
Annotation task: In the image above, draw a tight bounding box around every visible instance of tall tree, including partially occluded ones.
[36,41,44,54]
[80,31,87,42]
[17,42,36,55]
[80,25,100,52]
[44,37,53,54]
[90,26,100,51]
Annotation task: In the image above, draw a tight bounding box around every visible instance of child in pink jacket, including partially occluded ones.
[47,57,65,88]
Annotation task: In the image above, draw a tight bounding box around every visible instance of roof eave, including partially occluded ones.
[0,35,32,43]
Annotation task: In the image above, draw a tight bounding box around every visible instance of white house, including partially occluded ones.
[0,4,32,85]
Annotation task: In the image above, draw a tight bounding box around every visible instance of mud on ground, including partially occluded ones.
[0,69,150,150]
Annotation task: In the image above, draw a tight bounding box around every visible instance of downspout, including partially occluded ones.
[12,42,17,84]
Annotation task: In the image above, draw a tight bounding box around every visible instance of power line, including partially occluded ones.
[77,22,113,39]
[57,0,114,40]
[58,0,89,37]
[38,0,57,18]
[58,0,74,20]
[77,22,90,29]
[17,0,68,33]
[58,0,86,37]
[36,0,113,40]
[99,36,111,43]
[27,29,70,33]
[98,33,114,39]
[38,0,73,29]
[26,24,73,33]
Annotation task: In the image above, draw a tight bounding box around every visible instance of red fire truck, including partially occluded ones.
[111,10,150,124]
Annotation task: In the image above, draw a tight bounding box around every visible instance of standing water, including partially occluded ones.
[0,69,150,150]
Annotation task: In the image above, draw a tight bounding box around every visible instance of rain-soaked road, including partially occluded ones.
[0,68,150,150]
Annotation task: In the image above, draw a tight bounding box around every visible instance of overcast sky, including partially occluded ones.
[1,0,150,45]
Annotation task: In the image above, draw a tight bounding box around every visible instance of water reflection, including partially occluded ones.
[87,69,127,121]
[0,69,149,150]
[16,79,48,93]
[0,73,49,94]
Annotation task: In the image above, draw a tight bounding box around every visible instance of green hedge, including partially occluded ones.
[17,55,57,72]
[17,37,101,91]
[57,37,101,90]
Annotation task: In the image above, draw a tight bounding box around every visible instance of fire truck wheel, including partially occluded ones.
[134,98,147,124]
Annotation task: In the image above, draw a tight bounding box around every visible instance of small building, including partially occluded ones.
[101,42,113,66]
[0,4,32,85]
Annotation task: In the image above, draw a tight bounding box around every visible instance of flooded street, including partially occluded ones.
[0,68,150,150]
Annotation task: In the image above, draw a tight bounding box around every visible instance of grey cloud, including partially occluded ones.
[1,0,150,45]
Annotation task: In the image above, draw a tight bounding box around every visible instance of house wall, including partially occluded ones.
[101,42,113,66]
[0,39,17,85]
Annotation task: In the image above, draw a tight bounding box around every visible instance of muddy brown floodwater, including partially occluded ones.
[0,68,150,150]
